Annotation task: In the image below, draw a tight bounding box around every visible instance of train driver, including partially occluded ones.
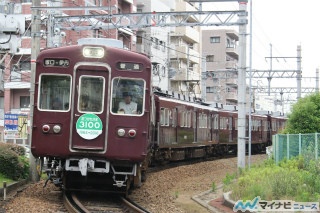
[118,92,137,114]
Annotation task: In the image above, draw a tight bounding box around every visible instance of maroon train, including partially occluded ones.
[31,41,287,193]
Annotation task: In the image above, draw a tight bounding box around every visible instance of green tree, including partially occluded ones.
[284,92,320,133]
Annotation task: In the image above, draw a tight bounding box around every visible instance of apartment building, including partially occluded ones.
[202,29,239,105]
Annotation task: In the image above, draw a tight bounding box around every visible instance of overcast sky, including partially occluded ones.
[204,0,320,89]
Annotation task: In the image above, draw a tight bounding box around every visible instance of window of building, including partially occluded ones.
[210,36,220,43]
[137,36,142,44]
[206,55,214,62]
[19,61,31,71]
[20,96,30,108]
[206,87,215,93]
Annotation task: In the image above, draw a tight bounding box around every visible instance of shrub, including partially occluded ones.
[0,143,30,180]
[228,157,320,202]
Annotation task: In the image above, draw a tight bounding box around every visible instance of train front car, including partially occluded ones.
[31,44,151,193]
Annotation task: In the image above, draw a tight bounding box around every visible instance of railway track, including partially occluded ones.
[63,191,150,213]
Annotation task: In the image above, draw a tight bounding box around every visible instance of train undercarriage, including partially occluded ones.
[42,157,144,195]
[149,142,267,164]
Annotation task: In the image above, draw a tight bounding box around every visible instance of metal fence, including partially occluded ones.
[273,133,320,164]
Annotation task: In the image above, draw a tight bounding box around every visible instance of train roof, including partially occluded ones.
[153,88,288,118]
[154,91,219,112]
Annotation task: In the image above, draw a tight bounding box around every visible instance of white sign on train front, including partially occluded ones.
[76,114,102,140]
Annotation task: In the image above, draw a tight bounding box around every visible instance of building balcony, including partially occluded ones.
[226,46,238,60]
[171,45,200,64]
[176,0,198,23]
[173,26,200,43]
[225,60,237,69]
[225,91,237,101]
[225,78,238,87]
[226,30,239,41]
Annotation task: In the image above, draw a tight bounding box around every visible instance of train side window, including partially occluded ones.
[187,111,192,128]
[228,117,232,130]
[38,75,71,111]
[180,111,185,127]
[220,117,227,130]
[192,111,196,128]
[111,78,145,116]
[172,108,177,127]
[213,114,219,130]
[160,108,169,126]
[199,113,207,128]
[235,118,238,130]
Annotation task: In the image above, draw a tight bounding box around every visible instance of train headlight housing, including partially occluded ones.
[117,129,125,137]
[42,124,50,133]
[83,47,104,58]
[128,129,136,138]
[53,125,61,134]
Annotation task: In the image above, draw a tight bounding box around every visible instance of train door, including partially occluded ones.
[70,64,109,151]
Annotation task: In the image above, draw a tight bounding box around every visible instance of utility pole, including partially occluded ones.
[29,0,41,182]
[237,0,248,169]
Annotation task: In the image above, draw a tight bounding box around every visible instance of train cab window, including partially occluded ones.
[111,78,145,116]
[38,75,71,111]
[78,76,104,113]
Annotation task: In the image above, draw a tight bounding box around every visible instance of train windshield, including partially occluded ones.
[38,75,71,111]
[78,76,104,113]
[111,78,145,115]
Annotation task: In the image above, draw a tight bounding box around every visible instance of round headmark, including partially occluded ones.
[76,114,103,140]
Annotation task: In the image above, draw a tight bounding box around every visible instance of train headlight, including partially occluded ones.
[42,124,50,133]
[83,47,104,58]
[128,129,136,138]
[53,125,61,134]
[117,129,125,137]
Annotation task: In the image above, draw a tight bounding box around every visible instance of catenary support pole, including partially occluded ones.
[237,0,248,169]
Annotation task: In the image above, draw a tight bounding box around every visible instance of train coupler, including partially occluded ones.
[112,175,128,188]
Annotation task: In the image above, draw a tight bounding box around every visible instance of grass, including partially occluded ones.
[223,156,320,202]
[0,173,15,187]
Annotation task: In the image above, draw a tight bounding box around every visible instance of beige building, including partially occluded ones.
[202,29,239,105]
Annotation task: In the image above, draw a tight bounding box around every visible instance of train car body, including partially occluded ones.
[149,92,286,163]
[31,42,151,191]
